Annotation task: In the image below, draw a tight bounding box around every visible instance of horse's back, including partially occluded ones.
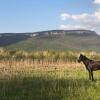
[90,61,100,71]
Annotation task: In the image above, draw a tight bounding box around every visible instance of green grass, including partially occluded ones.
[0,68,100,100]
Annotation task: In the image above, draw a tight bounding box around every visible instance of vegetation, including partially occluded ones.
[3,32,100,52]
[0,60,100,100]
[0,48,100,100]
[1,48,100,61]
[0,33,30,46]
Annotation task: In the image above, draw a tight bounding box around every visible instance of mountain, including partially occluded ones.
[0,30,100,52]
[0,33,31,46]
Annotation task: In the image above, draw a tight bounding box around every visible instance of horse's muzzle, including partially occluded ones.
[78,59,81,63]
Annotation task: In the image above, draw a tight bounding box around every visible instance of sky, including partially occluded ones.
[0,0,100,34]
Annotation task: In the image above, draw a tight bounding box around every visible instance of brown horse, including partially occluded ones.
[78,54,100,81]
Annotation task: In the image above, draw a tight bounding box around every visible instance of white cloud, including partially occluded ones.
[60,13,93,21]
[60,25,85,30]
[72,13,91,20]
[61,13,71,20]
[60,0,100,34]
[95,9,100,20]
[59,24,96,31]
[60,9,100,34]
[94,0,100,4]
[61,13,90,21]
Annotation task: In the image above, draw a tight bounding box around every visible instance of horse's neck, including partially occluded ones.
[82,58,90,67]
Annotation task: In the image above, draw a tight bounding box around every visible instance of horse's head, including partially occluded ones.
[78,54,84,63]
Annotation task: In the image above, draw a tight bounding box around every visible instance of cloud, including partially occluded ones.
[95,9,100,20]
[94,0,100,4]
[60,8,100,33]
[72,13,89,20]
[60,25,86,30]
[59,24,96,31]
[61,13,71,20]
[61,13,90,21]
[60,0,100,34]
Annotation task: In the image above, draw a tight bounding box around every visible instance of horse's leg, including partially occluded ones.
[88,71,91,80]
[91,71,94,81]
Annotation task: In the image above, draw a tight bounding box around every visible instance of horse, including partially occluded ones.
[78,54,100,81]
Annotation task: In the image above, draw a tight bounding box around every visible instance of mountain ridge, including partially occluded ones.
[0,30,100,52]
[0,29,97,36]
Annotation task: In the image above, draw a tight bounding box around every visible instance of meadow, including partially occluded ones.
[0,49,100,100]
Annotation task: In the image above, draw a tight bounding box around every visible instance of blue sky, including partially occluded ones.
[0,0,100,33]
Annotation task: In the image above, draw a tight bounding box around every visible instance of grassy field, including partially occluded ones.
[0,60,100,100]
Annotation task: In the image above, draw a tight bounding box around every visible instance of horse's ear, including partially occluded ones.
[80,54,83,56]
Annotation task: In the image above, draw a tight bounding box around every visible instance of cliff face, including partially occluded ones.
[32,30,97,37]
[0,30,97,38]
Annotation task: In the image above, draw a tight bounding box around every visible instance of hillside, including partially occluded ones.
[0,30,100,52]
[0,33,31,46]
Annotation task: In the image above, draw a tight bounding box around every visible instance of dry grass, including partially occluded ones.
[0,59,83,74]
[0,59,100,100]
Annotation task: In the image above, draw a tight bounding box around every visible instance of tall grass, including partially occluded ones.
[0,63,100,100]
[0,48,100,100]
[1,48,100,62]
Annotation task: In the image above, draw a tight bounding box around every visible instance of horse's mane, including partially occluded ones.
[83,55,94,62]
